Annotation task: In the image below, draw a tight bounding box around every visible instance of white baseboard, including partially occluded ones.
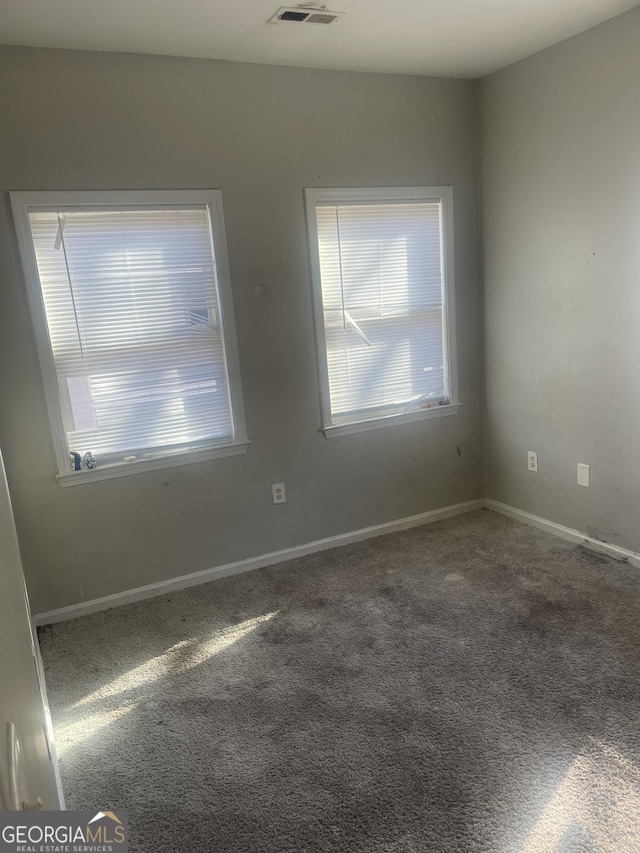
[484,498,640,569]
[34,498,484,626]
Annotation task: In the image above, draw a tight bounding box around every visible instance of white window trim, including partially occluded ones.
[11,189,249,486]
[304,186,460,437]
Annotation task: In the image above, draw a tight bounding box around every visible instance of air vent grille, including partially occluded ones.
[269,6,344,25]
[280,10,309,21]
[307,13,338,23]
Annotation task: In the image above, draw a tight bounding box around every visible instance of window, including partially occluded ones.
[11,190,248,485]
[305,187,459,436]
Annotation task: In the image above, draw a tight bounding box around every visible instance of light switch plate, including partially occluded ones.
[577,463,590,488]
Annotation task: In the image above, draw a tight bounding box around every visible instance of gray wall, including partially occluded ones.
[482,7,640,551]
[0,46,483,614]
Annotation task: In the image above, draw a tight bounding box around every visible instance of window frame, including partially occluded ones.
[11,189,249,486]
[304,186,460,437]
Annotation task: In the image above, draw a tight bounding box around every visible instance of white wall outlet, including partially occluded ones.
[527,451,538,472]
[272,483,286,504]
[577,463,590,487]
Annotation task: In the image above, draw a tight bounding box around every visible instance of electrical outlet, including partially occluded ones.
[527,451,538,473]
[577,463,590,488]
[272,483,286,504]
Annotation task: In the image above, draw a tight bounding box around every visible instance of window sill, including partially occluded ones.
[322,402,461,438]
[56,441,250,487]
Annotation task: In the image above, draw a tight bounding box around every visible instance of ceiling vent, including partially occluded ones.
[269,6,344,25]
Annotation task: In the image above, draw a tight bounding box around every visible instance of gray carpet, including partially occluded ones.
[38,509,640,853]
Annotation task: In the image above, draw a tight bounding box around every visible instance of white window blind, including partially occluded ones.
[13,191,248,482]
[307,188,457,433]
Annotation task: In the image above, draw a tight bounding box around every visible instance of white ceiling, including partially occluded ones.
[0,0,637,78]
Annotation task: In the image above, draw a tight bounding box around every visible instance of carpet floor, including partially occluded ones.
[38,509,640,853]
